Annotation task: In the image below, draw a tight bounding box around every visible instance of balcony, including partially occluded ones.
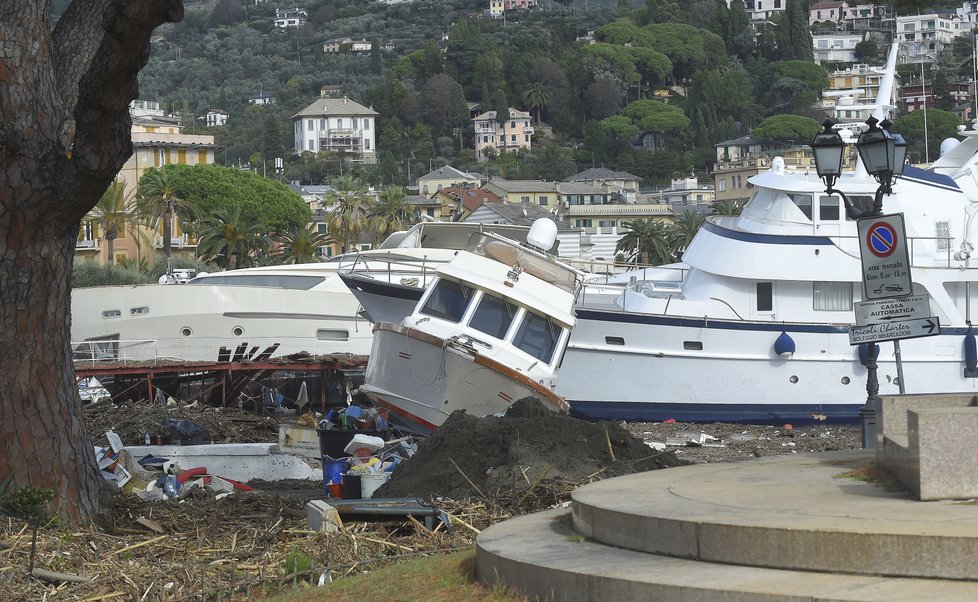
[76,238,99,250]
[565,204,672,217]
[155,234,197,249]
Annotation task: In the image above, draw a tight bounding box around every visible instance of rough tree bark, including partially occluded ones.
[0,0,184,522]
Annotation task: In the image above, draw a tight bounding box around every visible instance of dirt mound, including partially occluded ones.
[377,397,685,500]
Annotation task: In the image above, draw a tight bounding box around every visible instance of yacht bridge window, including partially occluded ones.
[469,291,516,339]
[420,279,473,323]
[513,310,562,364]
[756,282,773,312]
[187,274,325,289]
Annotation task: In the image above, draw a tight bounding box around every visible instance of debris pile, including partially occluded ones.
[84,401,280,445]
[376,397,686,502]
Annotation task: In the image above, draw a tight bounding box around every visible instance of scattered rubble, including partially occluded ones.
[84,401,281,446]
[624,420,861,463]
[0,399,862,599]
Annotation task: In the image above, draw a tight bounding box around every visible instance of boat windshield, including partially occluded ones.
[419,279,474,323]
[513,309,561,364]
[187,274,326,289]
[469,291,516,340]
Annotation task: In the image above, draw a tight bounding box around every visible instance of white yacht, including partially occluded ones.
[360,219,581,432]
[70,222,539,363]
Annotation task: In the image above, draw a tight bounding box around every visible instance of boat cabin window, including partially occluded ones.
[756,282,773,312]
[513,310,561,364]
[420,279,473,323]
[469,291,516,340]
[792,194,813,220]
[818,195,840,221]
[813,282,852,311]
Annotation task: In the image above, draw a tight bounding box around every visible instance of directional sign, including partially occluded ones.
[848,316,941,345]
[854,294,930,327]
[858,214,913,300]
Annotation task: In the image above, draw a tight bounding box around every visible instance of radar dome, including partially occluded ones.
[941,137,961,157]
[526,218,558,251]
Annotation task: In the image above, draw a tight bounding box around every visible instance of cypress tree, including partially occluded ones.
[370,38,383,75]
[481,82,492,113]
[727,0,753,58]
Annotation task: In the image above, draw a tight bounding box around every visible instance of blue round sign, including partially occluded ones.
[866,222,898,258]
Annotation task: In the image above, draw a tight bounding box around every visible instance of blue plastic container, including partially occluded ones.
[323,460,349,485]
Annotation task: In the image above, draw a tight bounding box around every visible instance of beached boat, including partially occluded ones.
[559,44,978,424]
[70,222,542,363]
[360,219,582,432]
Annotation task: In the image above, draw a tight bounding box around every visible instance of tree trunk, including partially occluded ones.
[0,0,184,523]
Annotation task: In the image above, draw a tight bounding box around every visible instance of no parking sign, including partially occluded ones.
[857,214,912,300]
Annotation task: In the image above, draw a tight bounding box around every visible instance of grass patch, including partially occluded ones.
[273,549,529,602]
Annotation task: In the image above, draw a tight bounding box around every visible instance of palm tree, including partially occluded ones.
[271,224,333,264]
[521,82,553,125]
[668,209,706,258]
[369,185,410,244]
[325,175,372,252]
[89,180,138,265]
[136,167,195,274]
[712,199,744,216]
[196,205,270,270]
[616,219,674,266]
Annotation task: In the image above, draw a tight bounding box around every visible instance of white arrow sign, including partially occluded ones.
[854,295,930,326]
[848,316,941,345]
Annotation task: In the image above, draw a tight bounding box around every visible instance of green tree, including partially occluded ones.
[522,81,553,125]
[136,166,197,274]
[197,204,270,269]
[854,37,880,63]
[370,37,383,75]
[369,185,410,243]
[529,143,577,181]
[777,0,813,61]
[712,199,744,215]
[493,89,511,153]
[616,219,675,265]
[622,99,691,134]
[751,115,821,143]
[152,164,309,232]
[726,0,753,58]
[893,108,962,164]
[89,180,139,265]
[668,209,706,257]
[272,224,332,264]
[326,175,372,252]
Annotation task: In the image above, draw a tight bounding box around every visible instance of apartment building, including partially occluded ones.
[472,108,534,160]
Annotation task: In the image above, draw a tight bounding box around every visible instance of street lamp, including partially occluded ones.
[809,116,908,449]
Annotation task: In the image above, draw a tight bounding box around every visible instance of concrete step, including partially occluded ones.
[571,450,978,580]
[476,508,978,602]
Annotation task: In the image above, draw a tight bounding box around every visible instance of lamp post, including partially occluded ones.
[810,116,907,449]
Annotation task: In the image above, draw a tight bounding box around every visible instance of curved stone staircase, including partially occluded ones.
[476,450,978,601]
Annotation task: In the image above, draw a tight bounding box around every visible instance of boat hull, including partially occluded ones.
[71,284,373,362]
[558,308,978,424]
[361,323,567,432]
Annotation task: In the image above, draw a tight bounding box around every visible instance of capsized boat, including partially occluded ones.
[70,222,544,363]
[360,219,582,433]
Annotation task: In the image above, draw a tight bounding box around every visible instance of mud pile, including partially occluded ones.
[377,397,686,500]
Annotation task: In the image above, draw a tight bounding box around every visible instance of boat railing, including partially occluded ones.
[72,339,160,366]
[825,233,956,267]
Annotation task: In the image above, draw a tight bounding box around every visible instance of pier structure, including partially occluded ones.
[74,353,367,409]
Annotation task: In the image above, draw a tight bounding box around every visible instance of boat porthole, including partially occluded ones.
[444,399,449,405]
[841,377,850,385]
[789,375,799,384]
[232,326,244,336]
[180,327,192,337]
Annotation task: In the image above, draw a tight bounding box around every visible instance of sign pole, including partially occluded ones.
[893,340,906,394]
[863,342,880,449]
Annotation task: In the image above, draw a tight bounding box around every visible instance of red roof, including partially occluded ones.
[439,186,502,212]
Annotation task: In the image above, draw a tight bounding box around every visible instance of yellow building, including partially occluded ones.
[78,102,216,265]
